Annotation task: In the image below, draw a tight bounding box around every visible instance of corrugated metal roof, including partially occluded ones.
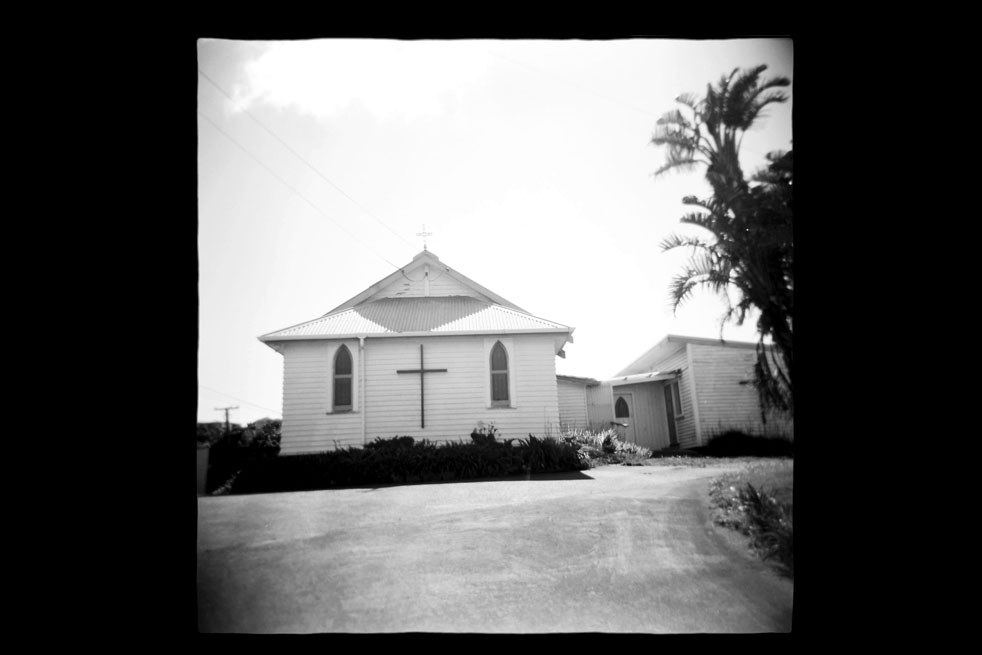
[610,371,679,385]
[614,334,762,377]
[556,374,601,386]
[261,296,571,340]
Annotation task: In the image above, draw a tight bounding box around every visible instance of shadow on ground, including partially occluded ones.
[349,469,596,491]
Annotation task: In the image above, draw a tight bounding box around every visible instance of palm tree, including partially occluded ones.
[651,65,793,416]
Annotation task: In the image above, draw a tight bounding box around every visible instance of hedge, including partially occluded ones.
[223,434,586,494]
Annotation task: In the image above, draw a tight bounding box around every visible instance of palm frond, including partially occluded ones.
[675,211,717,233]
[652,158,702,177]
[667,256,734,313]
[677,210,723,235]
[736,74,791,130]
[659,232,713,252]
[654,108,692,129]
[674,92,701,111]
[750,89,790,115]
[722,65,769,124]
[667,272,700,311]
[680,195,721,213]
[694,253,732,295]
[650,125,697,148]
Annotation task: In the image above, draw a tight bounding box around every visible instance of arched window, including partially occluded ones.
[614,396,629,418]
[490,341,509,405]
[333,345,353,411]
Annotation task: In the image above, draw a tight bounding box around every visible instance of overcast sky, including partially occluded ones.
[197,37,793,427]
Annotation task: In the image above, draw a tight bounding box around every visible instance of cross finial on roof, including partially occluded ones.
[416,224,433,251]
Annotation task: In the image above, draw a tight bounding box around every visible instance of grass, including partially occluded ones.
[708,459,794,578]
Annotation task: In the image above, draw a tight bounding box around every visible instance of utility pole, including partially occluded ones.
[215,406,238,437]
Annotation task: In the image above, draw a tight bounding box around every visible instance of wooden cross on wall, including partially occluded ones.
[396,344,448,429]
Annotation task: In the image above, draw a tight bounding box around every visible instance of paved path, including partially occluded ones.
[197,464,793,633]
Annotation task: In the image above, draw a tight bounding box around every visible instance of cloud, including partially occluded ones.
[230,39,494,122]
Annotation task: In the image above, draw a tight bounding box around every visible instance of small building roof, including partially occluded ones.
[556,374,601,386]
[614,334,762,377]
[609,371,679,386]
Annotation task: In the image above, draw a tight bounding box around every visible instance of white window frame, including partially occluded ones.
[490,341,510,407]
[669,379,683,418]
[325,341,358,414]
[483,337,517,409]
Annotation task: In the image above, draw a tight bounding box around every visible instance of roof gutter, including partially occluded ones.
[259,327,575,344]
[609,369,682,386]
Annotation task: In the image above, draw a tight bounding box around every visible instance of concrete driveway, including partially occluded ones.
[197,464,793,633]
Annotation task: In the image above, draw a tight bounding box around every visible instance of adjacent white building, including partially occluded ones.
[599,335,794,451]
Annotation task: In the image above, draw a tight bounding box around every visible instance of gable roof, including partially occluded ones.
[325,249,525,314]
[259,250,573,353]
[260,296,572,340]
[614,334,760,377]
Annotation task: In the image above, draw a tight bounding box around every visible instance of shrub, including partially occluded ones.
[246,418,283,450]
[709,477,793,577]
[738,483,794,575]
[197,421,242,446]
[560,428,652,465]
[206,419,281,493]
[365,435,416,451]
[225,432,587,494]
[470,423,500,446]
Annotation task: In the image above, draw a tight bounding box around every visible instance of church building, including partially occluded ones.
[259,250,575,454]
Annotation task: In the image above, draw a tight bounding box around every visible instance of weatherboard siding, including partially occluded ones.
[278,334,561,453]
[279,340,364,453]
[557,380,589,430]
[611,382,671,450]
[365,335,560,443]
[688,344,793,440]
[644,345,698,449]
[586,382,614,430]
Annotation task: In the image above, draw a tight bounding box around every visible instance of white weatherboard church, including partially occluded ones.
[260,249,575,455]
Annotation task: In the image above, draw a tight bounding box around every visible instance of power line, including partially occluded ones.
[197,68,415,250]
[199,384,281,416]
[197,109,401,270]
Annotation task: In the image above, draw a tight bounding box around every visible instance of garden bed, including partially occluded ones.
[708,459,794,578]
[215,431,587,495]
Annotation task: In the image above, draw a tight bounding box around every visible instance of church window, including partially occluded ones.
[490,341,509,405]
[615,396,629,418]
[334,345,353,411]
